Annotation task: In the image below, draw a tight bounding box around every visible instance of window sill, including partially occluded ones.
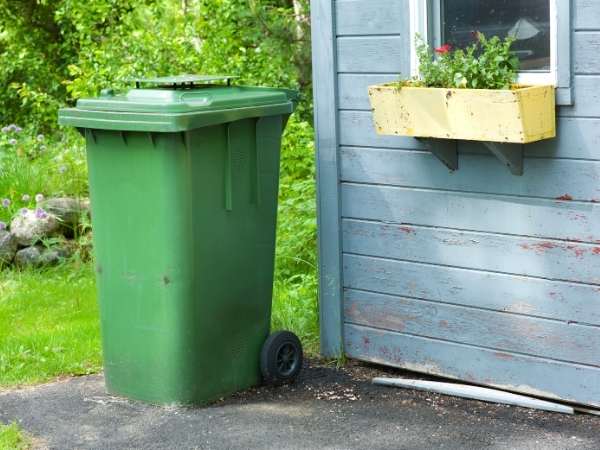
[556,87,573,106]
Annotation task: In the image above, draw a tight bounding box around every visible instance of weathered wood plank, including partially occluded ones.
[343,253,600,326]
[335,0,405,36]
[341,183,600,243]
[345,289,600,367]
[574,0,600,30]
[342,219,600,284]
[337,37,408,74]
[574,32,600,74]
[312,0,344,357]
[339,109,421,150]
[532,76,599,118]
[339,74,600,117]
[339,110,600,160]
[340,147,600,202]
[338,74,395,110]
[344,324,600,407]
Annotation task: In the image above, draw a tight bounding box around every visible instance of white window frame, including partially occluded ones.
[409,0,571,104]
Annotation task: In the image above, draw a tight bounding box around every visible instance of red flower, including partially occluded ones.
[435,44,452,54]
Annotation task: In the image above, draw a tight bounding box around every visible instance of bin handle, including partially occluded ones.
[130,75,239,90]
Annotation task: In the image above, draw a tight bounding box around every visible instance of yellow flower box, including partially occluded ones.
[368,84,556,144]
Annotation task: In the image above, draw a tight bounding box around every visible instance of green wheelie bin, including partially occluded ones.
[58,75,303,405]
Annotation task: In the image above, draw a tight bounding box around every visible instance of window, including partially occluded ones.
[443,1,551,71]
[409,0,572,105]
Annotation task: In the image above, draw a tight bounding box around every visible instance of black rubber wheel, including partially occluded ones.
[260,330,303,383]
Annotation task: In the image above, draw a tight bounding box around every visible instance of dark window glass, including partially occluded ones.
[442,0,551,71]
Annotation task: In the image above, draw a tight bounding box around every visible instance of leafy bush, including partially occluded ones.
[0,0,318,354]
[194,0,312,120]
[414,33,519,90]
[0,0,312,130]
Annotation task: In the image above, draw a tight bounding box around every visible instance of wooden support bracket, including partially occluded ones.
[482,142,524,176]
[418,138,524,176]
[418,138,458,171]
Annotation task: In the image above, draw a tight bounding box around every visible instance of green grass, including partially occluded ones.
[272,275,319,355]
[0,261,101,387]
[0,423,30,450]
[0,258,318,387]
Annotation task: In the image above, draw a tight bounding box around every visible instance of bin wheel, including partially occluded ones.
[260,330,303,384]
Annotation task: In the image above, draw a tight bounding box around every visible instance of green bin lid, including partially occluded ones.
[58,75,297,132]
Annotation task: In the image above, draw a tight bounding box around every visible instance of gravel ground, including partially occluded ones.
[1,359,599,450]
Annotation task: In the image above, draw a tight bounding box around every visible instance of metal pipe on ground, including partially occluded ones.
[372,378,575,415]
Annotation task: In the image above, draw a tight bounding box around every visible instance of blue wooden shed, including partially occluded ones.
[311,0,600,408]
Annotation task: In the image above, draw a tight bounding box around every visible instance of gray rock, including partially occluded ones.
[14,246,43,267]
[39,197,90,226]
[10,208,60,246]
[14,245,71,268]
[40,246,72,265]
[0,230,17,264]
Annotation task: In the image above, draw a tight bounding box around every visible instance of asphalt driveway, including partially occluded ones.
[1,359,599,450]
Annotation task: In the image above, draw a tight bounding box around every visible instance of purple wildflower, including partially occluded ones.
[35,207,48,219]
[0,221,5,231]
[35,193,44,203]
[20,208,28,216]
[1,126,8,133]
[1,198,10,208]
[8,138,17,145]
[14,126,22,133]
[21,194,31,202]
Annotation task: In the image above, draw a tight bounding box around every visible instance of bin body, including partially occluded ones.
[59,77,295,404]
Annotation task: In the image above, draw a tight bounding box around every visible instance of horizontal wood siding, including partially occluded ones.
[574,0,600,31]
[345,324,600,408]
[345,289,600,367]
[330,0,600,406]
[335,0,404,36]
[337,37,407,74]
[342,219,600,285]
[340,147,600,202]
[574,32,600,73]
[344,254,600,326]
[341,183,600,243]
[339,110,600,160]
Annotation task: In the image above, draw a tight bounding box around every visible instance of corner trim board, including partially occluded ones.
[311,0,344,357]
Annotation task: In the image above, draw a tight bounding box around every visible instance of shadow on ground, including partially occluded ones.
[1,359,599,450]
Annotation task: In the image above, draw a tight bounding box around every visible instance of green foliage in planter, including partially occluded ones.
[414,33,520,90]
